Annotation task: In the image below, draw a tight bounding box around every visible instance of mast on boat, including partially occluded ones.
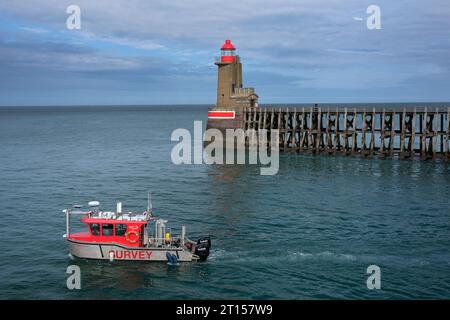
[147,191,153,215]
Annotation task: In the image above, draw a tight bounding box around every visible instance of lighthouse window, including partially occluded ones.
[115,224,127,236]
[222,50,234,56]
[102,224,114,236]
[90,223,100,236]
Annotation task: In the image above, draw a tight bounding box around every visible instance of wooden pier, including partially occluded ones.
[242,106,450,161]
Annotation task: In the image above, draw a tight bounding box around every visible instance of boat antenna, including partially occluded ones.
[148,191,153,214]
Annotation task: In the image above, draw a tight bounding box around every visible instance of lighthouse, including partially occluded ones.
[207,39,259,129]
[214,39,258,110]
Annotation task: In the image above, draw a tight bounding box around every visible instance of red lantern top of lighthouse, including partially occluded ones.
[221,39,236,50]
[220,39,236,63]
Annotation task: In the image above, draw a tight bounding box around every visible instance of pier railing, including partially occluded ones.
[242,106,450,160]
[232,87,255,96]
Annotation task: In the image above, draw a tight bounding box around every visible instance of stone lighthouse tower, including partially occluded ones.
[216,39,242,109]
[207,39,258,131]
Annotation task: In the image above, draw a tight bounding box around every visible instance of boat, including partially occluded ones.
[63,194,211,263]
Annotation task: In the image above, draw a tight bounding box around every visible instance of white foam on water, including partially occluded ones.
[208,248,357,264]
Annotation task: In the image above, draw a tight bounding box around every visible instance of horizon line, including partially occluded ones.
[1,101,450,108]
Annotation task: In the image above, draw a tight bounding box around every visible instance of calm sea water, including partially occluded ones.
[0,105,449,299]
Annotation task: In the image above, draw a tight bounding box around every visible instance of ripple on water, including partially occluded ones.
[0,106,449,299]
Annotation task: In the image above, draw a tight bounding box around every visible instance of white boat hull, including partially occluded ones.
[68,240,196,262]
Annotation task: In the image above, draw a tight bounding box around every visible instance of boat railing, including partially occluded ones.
[63,208,90,238]
[147,230,186,248]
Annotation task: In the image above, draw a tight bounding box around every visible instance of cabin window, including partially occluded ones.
[90,223,100,236]
[115,224,127,236]
[102,224,114,236]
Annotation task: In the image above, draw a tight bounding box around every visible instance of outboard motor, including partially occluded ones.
[197,236,211,248]
[166,252,178,265]
[194,236,211,261]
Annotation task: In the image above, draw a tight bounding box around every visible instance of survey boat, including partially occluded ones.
[63,195,211,263]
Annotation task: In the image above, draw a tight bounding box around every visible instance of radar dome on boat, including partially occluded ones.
[88,201,100,207]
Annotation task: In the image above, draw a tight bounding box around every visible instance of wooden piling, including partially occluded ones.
[421,108,428,160]
[433,108,438,160]
[400,109,406,159]
[446,108,450,160]
[379,109,386,157]
[361,110,367,157]
[351,109,357,155]
[410,110,416,159]
[370,108,375,156]
[334,109,340,154]
[240,106,448,161]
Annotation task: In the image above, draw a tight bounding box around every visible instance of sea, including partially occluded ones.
[0,104,449,299]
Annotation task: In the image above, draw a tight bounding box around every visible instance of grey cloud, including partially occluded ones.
[1,0,450,104]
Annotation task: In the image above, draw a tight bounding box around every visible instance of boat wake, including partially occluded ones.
[208,249,357,264]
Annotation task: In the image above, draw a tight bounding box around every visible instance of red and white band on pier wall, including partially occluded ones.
[207,110,235,119]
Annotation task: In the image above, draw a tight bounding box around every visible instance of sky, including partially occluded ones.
[0,0,450,106]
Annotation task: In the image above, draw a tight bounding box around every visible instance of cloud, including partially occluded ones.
[0,0,450,105]
[19,26,49,34]
[80,31,165,51]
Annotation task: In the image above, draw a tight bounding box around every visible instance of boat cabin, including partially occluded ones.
[66,201,173,248]
[68,215,150,247]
